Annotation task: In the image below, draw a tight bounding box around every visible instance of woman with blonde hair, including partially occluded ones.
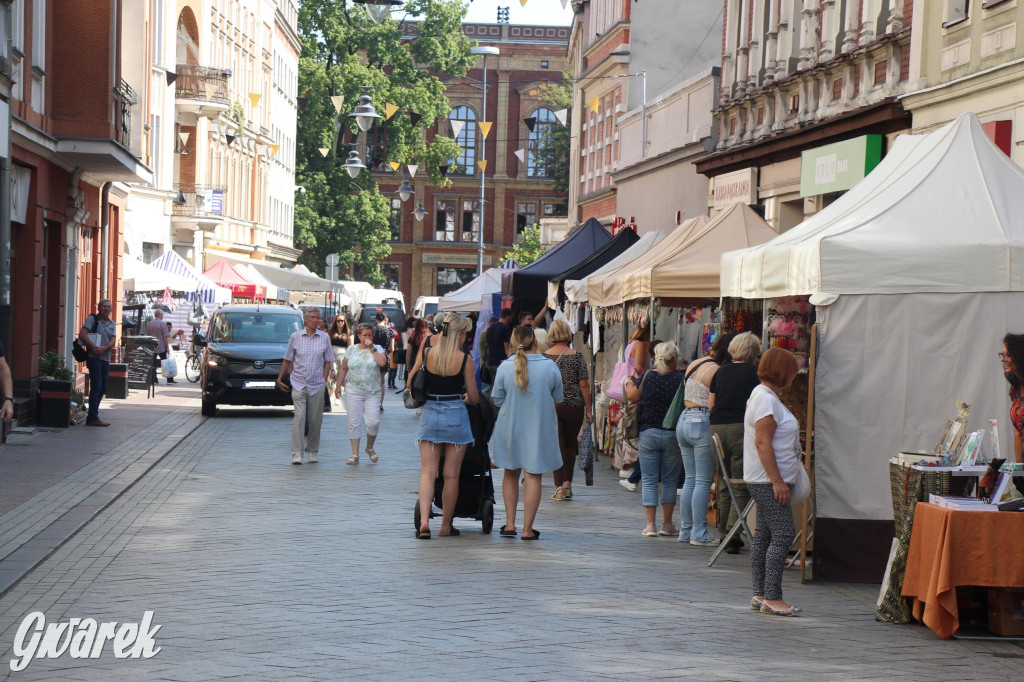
[490,325,563,540]
[625,341,683,537]
[406,314,479,539]
[543,319,592,501]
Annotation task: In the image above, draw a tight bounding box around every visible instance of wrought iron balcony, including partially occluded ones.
[175,65,230,104]
[114,79,136,152]
[172,184,227,218]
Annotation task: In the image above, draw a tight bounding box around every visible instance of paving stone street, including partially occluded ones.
[0,386,1022,680]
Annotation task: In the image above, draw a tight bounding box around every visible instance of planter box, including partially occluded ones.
[38,379,72,428]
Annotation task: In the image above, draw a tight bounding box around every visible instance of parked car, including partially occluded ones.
[199,304,304,416]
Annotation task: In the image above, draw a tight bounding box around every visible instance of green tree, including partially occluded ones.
[503,223,546,267]
[536,74,572,207]
[295,0,474,283]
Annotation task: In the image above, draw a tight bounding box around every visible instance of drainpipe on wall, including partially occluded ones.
[100,181,112,299]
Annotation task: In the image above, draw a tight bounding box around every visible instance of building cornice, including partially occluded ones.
[613,139,709,184]
[900,57,1024,110]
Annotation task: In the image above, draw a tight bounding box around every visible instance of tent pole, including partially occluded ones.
[650,295,655,339]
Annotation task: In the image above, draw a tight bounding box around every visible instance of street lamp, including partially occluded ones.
[349,86,381,132]
[413,200,427,222]
[470,46,499,277]
[342,149,366,178]
[353,0,403,24]
[397,178,414,202]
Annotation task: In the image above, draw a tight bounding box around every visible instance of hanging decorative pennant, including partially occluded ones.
[331,95,345,113]
[226,133,236,146]
[520,0,528,6]
[389,161,400,171]
[318,147,330,157]
[476,160,488,172]
[479,121,493,138]
[514,149,526,163]
[587,96,600,114]
[166,71,177,86]
[296,97,308,112]
[249,93,262,109]
[270,144,280,155]
[524,116,537,133]
[407,164,418,178]
[178,131,190,148]
[554,108,568,126]
[439,163,451,177]
[560,0,569,7]
[409,111,423,127]
[450,120,465,138]
[204,83,217,100]
[384,103,399,120]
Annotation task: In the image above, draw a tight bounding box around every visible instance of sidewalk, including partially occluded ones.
[0,380,205,596]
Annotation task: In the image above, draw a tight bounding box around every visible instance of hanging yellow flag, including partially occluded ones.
[318,147,329,157]
[270,144,280,155]
[479,121,493,138]
[384,103,399,120]
[330,95,345,113]
[204,83,217,100]
[476,160,488,172]
[249,92,262,109]
[587,96,600,114]
[520,0,528,6]
[389,161,400,171]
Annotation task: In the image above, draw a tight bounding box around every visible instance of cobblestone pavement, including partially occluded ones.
[0,390,1022,680]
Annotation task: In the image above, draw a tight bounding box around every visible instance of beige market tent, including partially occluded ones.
[620,202,777,301]
[587,215,708,307]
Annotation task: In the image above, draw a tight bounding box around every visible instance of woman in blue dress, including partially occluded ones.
[490,325,563,540]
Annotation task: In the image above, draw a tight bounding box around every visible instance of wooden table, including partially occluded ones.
[902,502,1024,638]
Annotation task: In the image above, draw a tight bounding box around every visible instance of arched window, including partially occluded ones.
[527,108,556,178]
[449,106,477,176]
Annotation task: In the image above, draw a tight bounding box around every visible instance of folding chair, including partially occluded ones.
[708,432,755,568]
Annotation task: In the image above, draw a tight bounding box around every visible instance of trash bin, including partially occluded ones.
[107,363,129,399]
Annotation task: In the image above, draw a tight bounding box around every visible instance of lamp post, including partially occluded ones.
[413,200,427,222]
[352,0,403,24]
[470,46,499,277]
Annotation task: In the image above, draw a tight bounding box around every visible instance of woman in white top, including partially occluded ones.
[743,347,803,617]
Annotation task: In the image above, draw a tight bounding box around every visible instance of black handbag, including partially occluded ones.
[404,347,429,409]
[72,315,99,362]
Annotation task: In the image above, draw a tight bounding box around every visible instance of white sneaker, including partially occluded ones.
[689,537,721,547]
[619,479,637,492]
[292,453,302,465]
[619,468,632,478]
[307,452,318,463]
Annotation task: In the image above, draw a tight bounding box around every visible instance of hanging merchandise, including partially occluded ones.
[764,295,814,369]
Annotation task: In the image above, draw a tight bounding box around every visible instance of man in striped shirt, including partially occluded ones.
[277,308,334,465]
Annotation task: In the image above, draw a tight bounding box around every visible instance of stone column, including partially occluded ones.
[798,0,820,71]
[820,0,837,61]
[843,0,860,53]
[764,0,780,83]
[493,67,511,180]
[860,0,878,46]
[886,0,904,34]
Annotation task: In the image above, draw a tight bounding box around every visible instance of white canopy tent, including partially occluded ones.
[149,251,232,305]
[123,258,198,293]
[719,113,1024,580]
[563,230,665,304]
[439,266,519,312]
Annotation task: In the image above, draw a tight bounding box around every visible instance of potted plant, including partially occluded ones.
[38,350,74,428]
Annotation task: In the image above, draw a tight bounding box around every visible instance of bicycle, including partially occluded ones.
[184,326,204,383]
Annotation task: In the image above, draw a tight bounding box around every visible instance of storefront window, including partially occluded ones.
[437,267,476,297]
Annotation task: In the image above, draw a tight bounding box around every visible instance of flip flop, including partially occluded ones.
[439,527,461,537]
[499,525,517,537]
[416,529,431,539]
[521,530,541,541]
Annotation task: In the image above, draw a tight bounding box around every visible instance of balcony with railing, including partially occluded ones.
[175,65,231,122]
[171,183,227,232]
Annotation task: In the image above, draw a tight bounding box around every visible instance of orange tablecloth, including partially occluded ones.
[901,502,1024,638]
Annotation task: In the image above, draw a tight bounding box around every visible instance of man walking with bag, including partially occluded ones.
[79,299,118,426]
[145,309,176,384]
[277,308,334,465]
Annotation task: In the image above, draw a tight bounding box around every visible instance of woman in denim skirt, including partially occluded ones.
[406,314,478,539]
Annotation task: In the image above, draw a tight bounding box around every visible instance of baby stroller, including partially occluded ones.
[413,394,498,533]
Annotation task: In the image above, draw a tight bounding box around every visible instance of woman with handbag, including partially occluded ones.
[744,347,803,617]
[490,325,563,540]
[542,319,592,501]
[407,314,478,539]
[624,342,683,537]
[336,324,386,464]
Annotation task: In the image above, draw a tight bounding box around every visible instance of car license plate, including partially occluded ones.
[244,381,276,389]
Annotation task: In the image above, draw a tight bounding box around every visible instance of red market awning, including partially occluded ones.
[204,260,265,300]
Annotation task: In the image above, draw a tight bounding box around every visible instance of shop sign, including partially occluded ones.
[800,135,882,197]
[713,168,757,210]
[422,253,492,266]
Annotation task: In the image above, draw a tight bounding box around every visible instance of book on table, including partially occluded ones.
[927,493,999,511]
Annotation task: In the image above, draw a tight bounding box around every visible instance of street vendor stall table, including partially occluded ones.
[901,502,1024,638]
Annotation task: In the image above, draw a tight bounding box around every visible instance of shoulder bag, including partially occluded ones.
[605,341,635,403]
[662,358,712,430]
[72,315,99,362]
[404,347,429,409]
[620,370,649,440]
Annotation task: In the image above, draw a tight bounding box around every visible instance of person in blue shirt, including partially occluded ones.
[490,325,563,540]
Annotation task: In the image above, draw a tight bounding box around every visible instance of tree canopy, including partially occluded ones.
[502,223,546,267]
[295,0,474,283]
